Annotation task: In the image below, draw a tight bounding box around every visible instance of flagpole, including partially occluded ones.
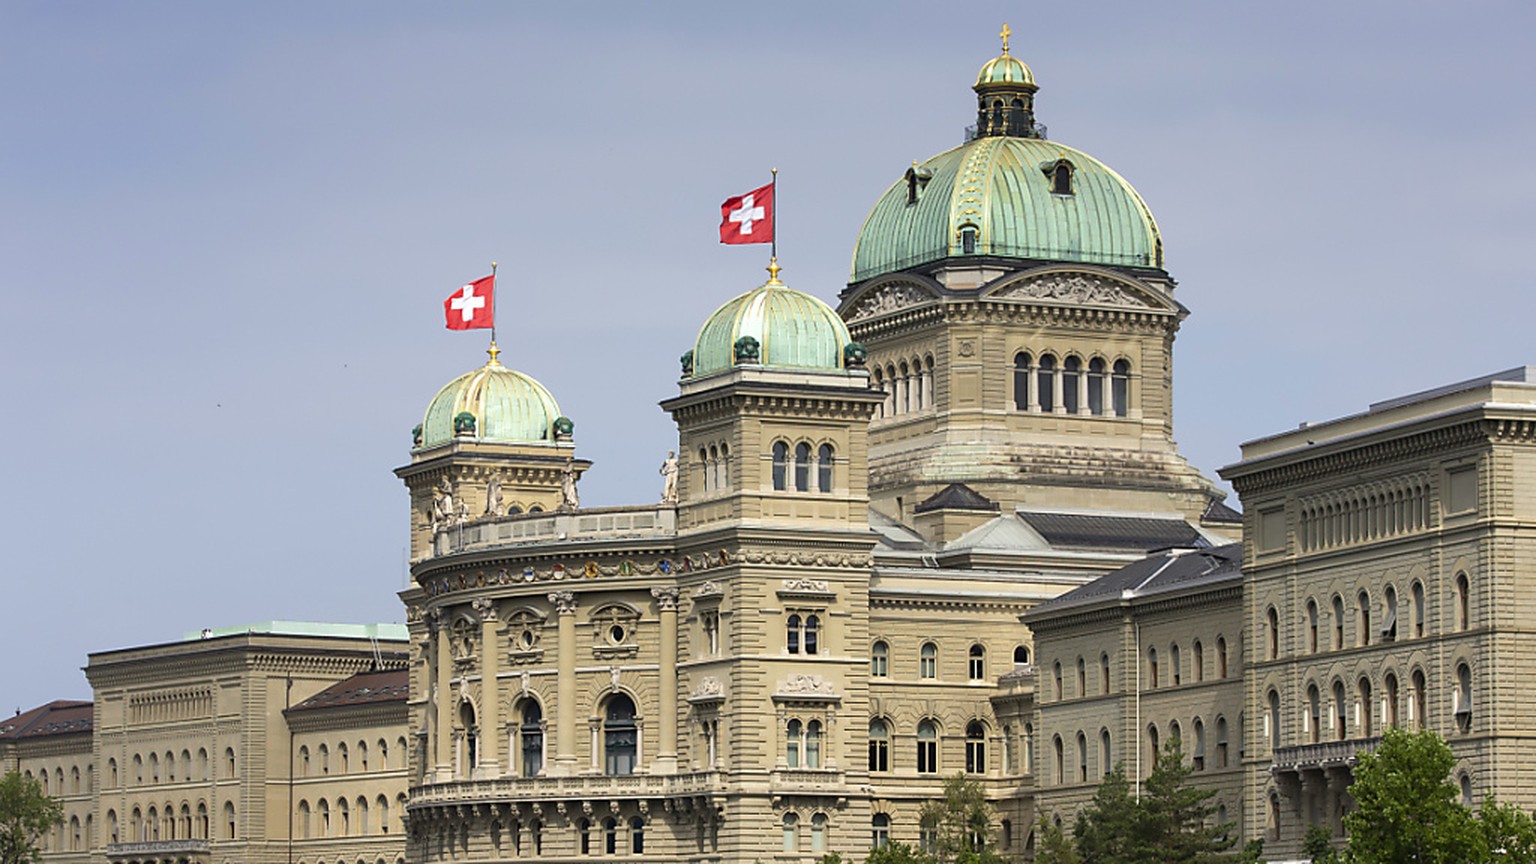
[489,261,498,355]
[770,167,778,265]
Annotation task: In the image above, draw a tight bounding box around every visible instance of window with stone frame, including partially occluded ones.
[590,605,641,660]
[506,608,547,661]
[786,611,822,655]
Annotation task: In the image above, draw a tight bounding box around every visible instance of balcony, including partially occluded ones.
[1272,737,1381,773]
[409,771,720,810]
[429,505,676,560]
[106,840,210,862]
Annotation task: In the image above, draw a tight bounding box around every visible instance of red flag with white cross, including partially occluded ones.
[444,275,495,331]
[720,183,774,245]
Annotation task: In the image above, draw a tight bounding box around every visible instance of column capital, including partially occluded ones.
[427,607,449,632]
[471,597,499,623]
[650,586,681,611]
[548,590,578,615]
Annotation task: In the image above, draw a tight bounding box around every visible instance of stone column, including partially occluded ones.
[1077,368,1091,415]
[651,587,680,773]
[473,598,501,776]
[431,609,453,779]
[1026,362,1039,412]
[549,590,579,775]
[1053,366,1066,414]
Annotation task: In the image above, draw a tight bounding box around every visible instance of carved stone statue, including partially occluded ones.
[431,476,468,533]
[659,450,679,504]
[484,474,503,517]
[560,457,579,511]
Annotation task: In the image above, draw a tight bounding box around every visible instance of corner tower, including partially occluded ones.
[839,33,1229,534]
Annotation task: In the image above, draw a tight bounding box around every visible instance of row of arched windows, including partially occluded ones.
[1144,636,1231,691]
[297,737,407,777]
[871,355,934,419]
[1267,574,1471,661]
[1013,352,1130,416]
[461,694,632,779]
[1298,479,1430,551]
[107,747,233,788]
[770,440,836,492]
[23,764,89,797]
[697,441,730,493]
[867,718,990,774]
[296,794,404,838]
[870,641,1028,681]
[1049,716,1233,785]
[781,811,831,853]
[107,801,233,843]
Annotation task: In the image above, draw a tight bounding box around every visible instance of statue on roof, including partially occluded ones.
[560,457,580,511]
[431,476,468,533]
[659,451,680,504]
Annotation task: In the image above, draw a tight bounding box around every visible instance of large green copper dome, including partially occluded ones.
[419,351,563,447]
[851,136,1162,282]
[691,267,851,376]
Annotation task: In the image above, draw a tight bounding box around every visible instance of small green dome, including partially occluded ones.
[420,354,562,448]
[691,268,852,376]
[975,53,1034,88]
[851,136,1162,282]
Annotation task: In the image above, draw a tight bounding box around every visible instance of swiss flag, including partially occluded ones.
[720,183,774,244]
[444,275,495,330]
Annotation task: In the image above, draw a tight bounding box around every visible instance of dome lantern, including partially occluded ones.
[973,23,1042,140]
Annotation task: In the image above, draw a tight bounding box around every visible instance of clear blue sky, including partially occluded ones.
[3,1,1533,711]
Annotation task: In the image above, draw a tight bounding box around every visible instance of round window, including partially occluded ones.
[609,624,627,644]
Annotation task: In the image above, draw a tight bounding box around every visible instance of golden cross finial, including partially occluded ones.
[999,23,1012,54]
[766,257,782,284]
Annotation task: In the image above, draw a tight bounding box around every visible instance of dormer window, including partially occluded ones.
[960,225,977,255]
[1041,159,1075,195]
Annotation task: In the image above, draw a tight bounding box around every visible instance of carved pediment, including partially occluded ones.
[846,283,938,322]
[989,272,1158,309]
[772,673,841,702]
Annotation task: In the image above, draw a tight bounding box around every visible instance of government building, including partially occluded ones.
[6,33,1535,864]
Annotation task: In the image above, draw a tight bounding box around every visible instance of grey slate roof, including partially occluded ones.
[0,700,93,740]
[1025,542,1242,620]
[1016,511,1211,552]
[1201,498,1243,524]
[914,483,1000,514]
[288,668,409,713]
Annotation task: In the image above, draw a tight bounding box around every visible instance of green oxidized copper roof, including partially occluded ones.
[692,267,851,376]
[421,352,562,447]
[850,136,1162,282]
[975,53,1034,88]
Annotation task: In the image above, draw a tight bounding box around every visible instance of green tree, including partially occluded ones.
[1073,765,1142,864]
[864,842,927,864]
[1342,728,1484,864]
[1138,739,1239,863]
[0,770,63,864]
[1476,798,1536,864]
[1034,815,1082,864]
[917,775,1003,864]
[1302,824,1339,864]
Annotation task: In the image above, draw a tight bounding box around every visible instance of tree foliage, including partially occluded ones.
[0,770,63,864]
[918,775,1004,864]
[1342,727,1536,864]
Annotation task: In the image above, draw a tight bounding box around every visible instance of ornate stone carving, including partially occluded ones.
[780,578,830,593]
[483,474,503,517]
[547,590,577,615]
[847,284,934,322]
[430,476,468,534]
[650,586,680,611]
[471,597,497,623]
[692,581,723,600]
[777,673,837,695]
[426,607,447,631]
[693,677,724,698]
[659,450,679,504]
[520,671,531,694]
[993,273,1150,308]
[560,457,580,511]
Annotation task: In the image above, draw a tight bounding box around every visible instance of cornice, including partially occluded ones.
[1226,419,1489,495]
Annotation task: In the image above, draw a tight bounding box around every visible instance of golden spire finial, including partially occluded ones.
[999,23,1012,54]
[486,341,502,366]
[766,257,782,284]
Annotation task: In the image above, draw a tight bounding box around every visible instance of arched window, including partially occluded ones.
[1359,677,1374,737]
[1052,735,1064,784]
[1193,719,1206,770]
[794,442,811,492]
[1385,673,1400,728]
[1169,719,1182,746]
[1455,663,1473,732]
[1148,647,1159,688]
[872,813,891,848]
[300,802,314,840]
[782,813,799,852]
[603,694,637,775]
[225,748,236,777]
[338,742,349,774]
[1307,684,1322,744]
[1412,581,1426,637]
[107,758,118,788]
[377,795,389,834]
[1358,591,1372,647]
[1053,661,1063,699]
[811,813,828,853]
[966,721,986,774]
[804,614,819,655]
[1384,585,1399,641]
[868,720,890,772]
[458,702,477,770]
[602,818,618,855]
[1217,637,1228,678]
[1014,645,1030,666]
[1099,729,1111,776]
[1101,652,1111,693]
[520,701,544,777]
[1333,681,1348,741]
[786,720,803,768]
[786,614,801,654]
[1461,774,1474,808]
[917,721,938,773]
[578,818,592,855]
[1051,161,1074,195]
[630,817,646,853]
[920,643,937,679]
[223,802,236,840]
[1111,360,1130,417]
[806,720,822,768]
[817,443,833,493]
[1062,356,1081,414]
[771,441,788,491]
[1268,689,1281,750]
[1411,669,1427,729]
[1266,607,1280,659]
[149,753,159,783]
[338,797,350,836]
[1075,731,1088,782]
[969,645,986,681]
[196,803,207,839]
[1087,358,1107,414]
[107,810,118,844]
[1215,716,1229,768]
[1171,643,1182,686]
[1024,723,1034,774]
[1306,599,1319,652]
[1076,656,1086,694]
[870,640,889,677]
[1037,354,1057,412]
[1455,573,1470,631]
[1268,792,1281,841]
[1333,595,1346,649]
[1013,353,1032,411]
[1146,724,1159,769]
[319,743,330,774]
[1192,640,1204,682]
